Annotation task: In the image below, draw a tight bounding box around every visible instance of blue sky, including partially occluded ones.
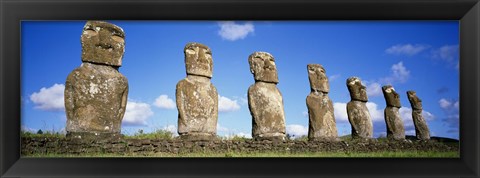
[21,21,460,139]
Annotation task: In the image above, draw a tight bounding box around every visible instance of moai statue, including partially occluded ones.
[306,64,338,141]
[65,21,128,140]
[382,85,405,140]
[407,91,430,140]
[346,77,373,139]
[176,42,218,141]
[247,52,286,141]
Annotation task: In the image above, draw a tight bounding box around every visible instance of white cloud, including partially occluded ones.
[365,62,411,98]
[218,21,254,41]
[432,45,459,62]
[219,95,241,112]
[153,94,175,109]
[438,98,459,129]
[30,83,65,111]
[328,74,341,82]
[286,124,308,138]
[439,98,453,110]
[233,94,248,105]
[366,102,383,122]
[423,111,435,121]
[366,82,383,97]
[385,44,429,56]
[379,61,411,84]
[390,62,410,83]
[122,100,154,126]
[333,102,348,122]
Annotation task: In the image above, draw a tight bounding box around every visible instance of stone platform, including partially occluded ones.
[21,137,458,156]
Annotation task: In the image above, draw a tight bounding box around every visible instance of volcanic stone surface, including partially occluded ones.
[382,85,405,140]
[248,52,286,141]
[176,42,218,141]
[65,21,128,139]
[306,64,337,141]
[407,91,430,140]
[81,21,125,67]
[346,77,373,139]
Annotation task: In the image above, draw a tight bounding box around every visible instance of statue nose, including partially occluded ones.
[265,60,275,69]
[198,51,207,62]
[98,29,113,44]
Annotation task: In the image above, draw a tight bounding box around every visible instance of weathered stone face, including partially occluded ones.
[407,91,430,140]
[81,21,125,67]
[346,77,368,102]
[382,85,401,108]
[65,62,128,138]
[248,82,286,141]
[184,42,213,78]
[384,107,405,140]
[407,91,422,110]
[248,52,279,84]
[347,101,373,139]
[306,93,337,140]
[307,64,329,93]
[412,110,430,140]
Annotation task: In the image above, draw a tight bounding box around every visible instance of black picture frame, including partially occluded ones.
[1,0,479,177]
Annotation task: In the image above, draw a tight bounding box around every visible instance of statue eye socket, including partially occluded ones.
[83,29,97,36]
[111,35,124,43]
[185,49,196,55]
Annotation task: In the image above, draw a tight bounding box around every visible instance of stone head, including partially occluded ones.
[184,42,213,78]
[81,21,125,67]
[407,90,422,110]
[248,52,279,83]
[382,85,401,108]
[346,77,368,102]
[307,64,329,93]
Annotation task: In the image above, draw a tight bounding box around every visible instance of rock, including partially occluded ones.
[248,52,279,83]
[347,101,373,139]
[346,77,368,102]
[384,107,405,140]
[382,85,405,140]
[65,21,128,140]
[346,77,373,139]
[305,64,337,141]
[247,52,286,141]
[307,64,329,93]
[407,91,430,140]
[81,21,125,67]
[176,42,218,141]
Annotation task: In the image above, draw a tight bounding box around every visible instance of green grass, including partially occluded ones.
[24,150,459,158]
[21,130,65,138]
[123,129,174,140]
